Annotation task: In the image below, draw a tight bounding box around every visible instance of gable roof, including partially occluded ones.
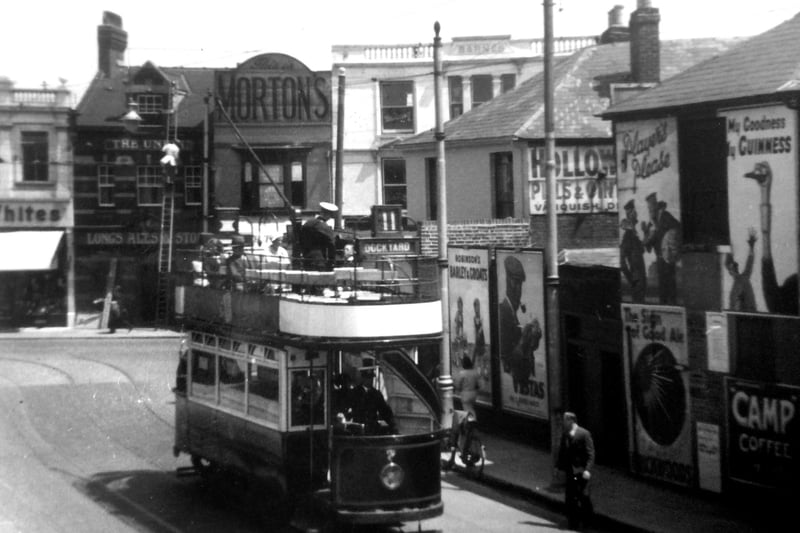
[604,12,800,117]
[398,37,740,147]
[75,64,215,128]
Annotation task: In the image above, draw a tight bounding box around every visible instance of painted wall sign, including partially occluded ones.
[103,138,195,151]
[725,378,799,489]
[529,145,618,214]
[622,303,693,487]
[616,118,682,306]
[721,105,798,316]
[448,247,493,406]
[0,201,72,228]
[215,53,331,124]
[81,231,200,246]
[496,249,548,419]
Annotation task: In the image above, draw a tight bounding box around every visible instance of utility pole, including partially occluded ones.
[543,0,564,483]
[335,67,346,229]
[433,21,453,429]
[203,91,210,234]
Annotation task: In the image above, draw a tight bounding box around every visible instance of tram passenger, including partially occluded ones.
[350,368,396,435]
[225,235,251,290]
[202,237,225,288]
[301,202,338,271]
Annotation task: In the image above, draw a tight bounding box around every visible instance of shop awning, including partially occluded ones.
[0,231,64,271]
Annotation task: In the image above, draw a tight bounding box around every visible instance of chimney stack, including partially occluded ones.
[629,0,660,83]
[599,5,630,44]
[97,11,127,78]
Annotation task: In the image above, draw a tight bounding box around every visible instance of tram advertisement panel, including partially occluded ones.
[495,249,547,419]
[622,304,692,486]
[448,247,492,407]
[615,117,681,306]
[725,378,799,489]
[721,105,798,316]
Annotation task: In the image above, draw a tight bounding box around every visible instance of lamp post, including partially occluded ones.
[433,21,453,430]
[335,67,346,230]
[543,0,564,484]
[122,100,142,133]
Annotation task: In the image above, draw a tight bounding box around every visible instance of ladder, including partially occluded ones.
[155,185,175,325]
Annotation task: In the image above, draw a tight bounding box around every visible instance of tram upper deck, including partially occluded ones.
[174,251,442,341]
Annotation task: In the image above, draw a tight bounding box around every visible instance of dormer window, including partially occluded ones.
[136,94,164,115]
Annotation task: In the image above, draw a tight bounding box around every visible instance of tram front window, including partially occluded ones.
[219,355,246,411]
[248,363,280,424]
[290,369,325,427]
[190,350,216,401]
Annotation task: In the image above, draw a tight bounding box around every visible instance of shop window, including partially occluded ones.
[492,152,514,218]
[471,75,493,108]
[98,165,115,206]
[184,165,202,206]
[501,73,516,93]
[426,157,438,220]
[382,158,407,208]
[248,362,280,424]
[136,165,163,206]
[678,118,728,246]
[21,131,49,182]
[448,76,463,119]
[380,81,415,132]
[243,154,306,211]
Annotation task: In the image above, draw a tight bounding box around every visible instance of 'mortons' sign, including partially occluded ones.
[216,53,331,124]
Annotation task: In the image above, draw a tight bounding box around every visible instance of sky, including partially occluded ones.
[1,0,798,103]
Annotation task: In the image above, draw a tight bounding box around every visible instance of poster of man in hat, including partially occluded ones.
[496,249,547,419]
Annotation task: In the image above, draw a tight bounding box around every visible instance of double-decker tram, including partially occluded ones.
[171,228,445,527]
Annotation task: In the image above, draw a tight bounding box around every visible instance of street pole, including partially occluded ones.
[203,91,210,234]
[543,0,564,484]
[335,67,346,230]
[433,21,453,430]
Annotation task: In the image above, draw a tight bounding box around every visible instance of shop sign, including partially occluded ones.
[725,378,799,489]
[216,54,331,124]
[0,201,72,228]
[622,303,693,487]
[103,138,195,151]
[529,145,618,214]
[81,231,200,246]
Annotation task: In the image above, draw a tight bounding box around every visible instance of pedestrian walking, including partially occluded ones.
[556,411,595,530]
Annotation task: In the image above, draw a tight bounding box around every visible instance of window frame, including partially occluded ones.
[98,164,115,206]
[184,165,202,206]
[382,158,407,208]
[501,73,516,94]
[21,131,49,182]
[470,74,493,108]
[136,93,164,115]
[448,76,464,119]
[426,157,438,220]
[491,151,514,219]
[136,165,163,206]
[380,81,415,133]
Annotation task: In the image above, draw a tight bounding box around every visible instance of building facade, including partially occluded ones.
[604,9,800,495]
[0,78,75,329]
[332,32,598,216]
[73,12,211,322]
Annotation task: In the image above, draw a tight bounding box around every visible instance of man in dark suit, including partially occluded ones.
[350,368,396,435]
[557,411,595,529]
[301,202,338,271]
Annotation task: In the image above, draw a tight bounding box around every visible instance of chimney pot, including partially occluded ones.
[97,11,128,79]
[637,0,653,7]
[630,1,660,83]
[608,5,625,27]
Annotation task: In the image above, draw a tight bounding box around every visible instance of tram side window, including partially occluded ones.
[219,355,246,412]
[248,363,280,424]
[290,369,326,428]
[190,350,216,401]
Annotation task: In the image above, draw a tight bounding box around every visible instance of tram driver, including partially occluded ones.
[349,367,396,435]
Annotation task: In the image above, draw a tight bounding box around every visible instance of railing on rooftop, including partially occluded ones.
[0,88,72,108]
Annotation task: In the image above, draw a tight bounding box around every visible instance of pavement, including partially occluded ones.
[1,319,785,532]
